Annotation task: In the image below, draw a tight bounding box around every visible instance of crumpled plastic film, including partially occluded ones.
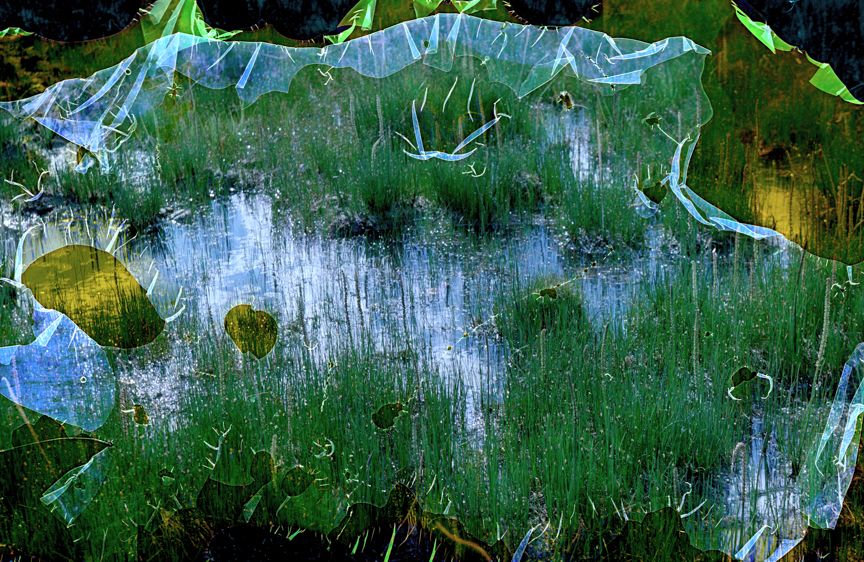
[0,303,115,432]
[806,344,864,528]
[664,137,786,241]
[40,448,114,526]
[0,13,709,176]
[0,224,120,432]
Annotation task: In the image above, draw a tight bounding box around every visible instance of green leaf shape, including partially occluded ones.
[333,483,418,539]
[733,2,862,104]
[224,305,278,359]
[807,56,864,105]
[197,451,276,521]
[642,111,662,128]
[132,404,150,426]
[273,483,348,533]
[207,427,254,487]
[141,0,240,43]
[452,0,497,14]
[732,2,794,54]
[538,287,558,300]
[0,434,110,512]
[638,179,667,205]
[280,465,315,497]
[729,365,758,388]
[372,402,405,429]
[326,0,378,44]
[0,27,33,38]
[413,0,443,18]
[726,365,772,401]
[21,244,165,349]
[11,416,66,447]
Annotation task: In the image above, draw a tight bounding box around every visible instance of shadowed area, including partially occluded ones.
[0,0,143,42]
[198,0,356,40]
[506,0,600,26]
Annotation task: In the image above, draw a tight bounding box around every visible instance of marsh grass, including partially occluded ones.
[555,173,648,250]
[44,317,468,560]
[2,48,670,248]
[587,0,864,264]
[0,187,862,560]
[2,3,864,558]
[487,253,861,555]
[0,242,29,345]
[0,116,50,197]
[477,234,862,554]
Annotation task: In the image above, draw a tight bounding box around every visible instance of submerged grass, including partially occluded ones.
[1,3,864,558]
[473,236,858,556]
[1,203,859,559]
[0,241,28,345]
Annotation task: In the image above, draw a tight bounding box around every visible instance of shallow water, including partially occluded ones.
[4,174,856,560]
[0,97,854,562]
[109,192,685,429]
[124,192,817,552]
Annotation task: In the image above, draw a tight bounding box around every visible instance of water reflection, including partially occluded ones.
[104,193,684,431]
[6,179,856,560]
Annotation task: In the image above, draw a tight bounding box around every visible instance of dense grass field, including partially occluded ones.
[3,0,864,262]
[1,1,864,561]
[1,199,861,560]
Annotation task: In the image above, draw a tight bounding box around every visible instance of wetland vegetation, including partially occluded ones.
[1,1,864,561]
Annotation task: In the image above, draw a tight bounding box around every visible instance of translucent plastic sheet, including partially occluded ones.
[1,13,862,561]
[40,448,113,526]
[807,344,864,528]
[0,13,709,177]
[0,218,182,434]
[0,305,114,432]
[0,233,115,437]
